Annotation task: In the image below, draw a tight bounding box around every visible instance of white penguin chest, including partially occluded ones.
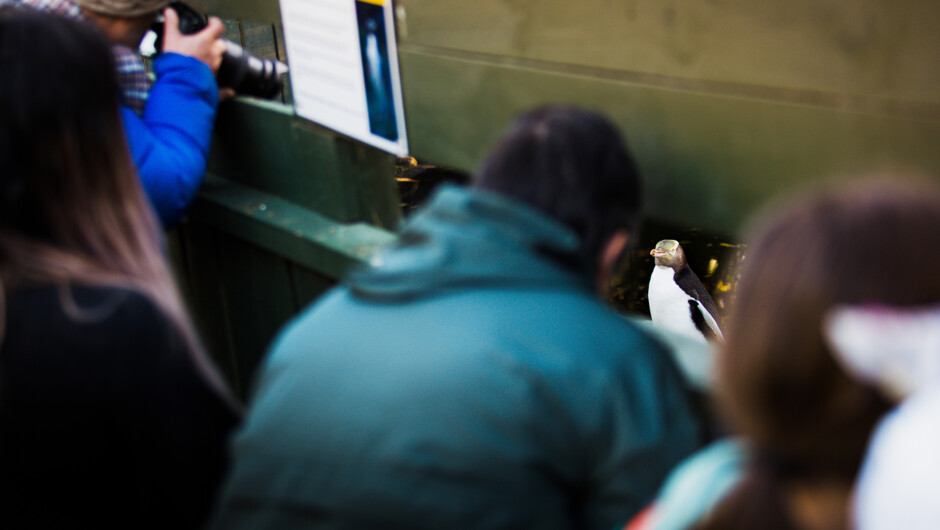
[649,266,705,341]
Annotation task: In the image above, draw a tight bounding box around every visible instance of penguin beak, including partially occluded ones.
[651,249,665,257]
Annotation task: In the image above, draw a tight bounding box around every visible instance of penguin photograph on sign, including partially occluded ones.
[648,239,724,344]
[356,0,398,141]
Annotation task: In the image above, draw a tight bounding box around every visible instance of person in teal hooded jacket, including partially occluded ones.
[211,106,703,530]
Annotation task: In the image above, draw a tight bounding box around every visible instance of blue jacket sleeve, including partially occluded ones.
[122,53,219,227]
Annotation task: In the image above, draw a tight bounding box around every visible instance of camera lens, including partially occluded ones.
[147,2,289,100]
[218,41,288,100]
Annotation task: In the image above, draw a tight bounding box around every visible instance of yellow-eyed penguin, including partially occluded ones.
[649,239,724,344]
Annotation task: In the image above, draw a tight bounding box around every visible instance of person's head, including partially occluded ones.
[74,0,169,48]
[474,105,642,288]
[708,177,940,528]
[0,7,148,257]
[0,8,235,406]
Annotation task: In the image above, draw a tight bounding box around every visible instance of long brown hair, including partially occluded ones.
[702,177,940,529]
[0,8,236,408]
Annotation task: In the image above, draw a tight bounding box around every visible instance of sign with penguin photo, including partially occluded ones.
[278,0,408,155]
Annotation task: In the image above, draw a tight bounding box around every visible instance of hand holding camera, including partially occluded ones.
[162,6,226,74]
[151,2,288,99]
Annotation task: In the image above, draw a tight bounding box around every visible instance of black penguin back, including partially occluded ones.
[675,265,723,335]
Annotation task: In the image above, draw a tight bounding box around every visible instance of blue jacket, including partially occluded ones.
[212,185,702,530]
[122,53,218,227]
[642,439,745,530]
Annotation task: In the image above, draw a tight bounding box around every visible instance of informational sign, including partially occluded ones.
[279,0,408,155]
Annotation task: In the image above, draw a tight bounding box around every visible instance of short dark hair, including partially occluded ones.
[473,105,642,274]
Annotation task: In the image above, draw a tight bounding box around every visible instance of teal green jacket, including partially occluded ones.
[212,185,701,530]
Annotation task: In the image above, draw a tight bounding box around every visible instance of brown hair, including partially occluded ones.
[702,177,940,529]
[0,9,236,408]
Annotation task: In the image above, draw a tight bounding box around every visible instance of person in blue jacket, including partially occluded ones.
[22,0,226,227]
[210,106,703,530]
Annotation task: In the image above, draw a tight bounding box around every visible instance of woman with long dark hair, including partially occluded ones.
[0,8,239,528]
[632,177,940,530]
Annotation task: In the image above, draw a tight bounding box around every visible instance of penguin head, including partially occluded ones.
[650,239,686,268]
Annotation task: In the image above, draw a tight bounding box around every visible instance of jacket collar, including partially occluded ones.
[349,185,590,300]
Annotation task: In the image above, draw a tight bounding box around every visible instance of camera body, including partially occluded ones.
[151,2,287,99]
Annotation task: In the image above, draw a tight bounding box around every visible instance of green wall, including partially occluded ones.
[195,0,939,233]
[177,0,940,392]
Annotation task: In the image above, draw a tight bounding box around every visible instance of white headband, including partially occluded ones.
[824,304,940,401]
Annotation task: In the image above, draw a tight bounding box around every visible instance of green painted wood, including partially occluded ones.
[208,99,401,227]
[191,176,396,277]
[208,100,340,214]
[212,230,297,397]
[190,0,281,25]
[171,71,400,395]
[289,264,336,311]
[175,177,396,394]
[169,223,241,391]
[171,175,397,395]
[240,21,279,59]
[335,139,404,232]
[218,17,243,48]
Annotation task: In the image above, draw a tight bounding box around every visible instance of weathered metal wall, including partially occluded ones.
[395,0,940,233]
[177,0,940,393]
[192,0,939,234]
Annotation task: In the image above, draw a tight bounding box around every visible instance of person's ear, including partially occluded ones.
[596,229,630,296]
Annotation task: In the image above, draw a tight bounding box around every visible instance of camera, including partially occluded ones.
[149,2,288,99]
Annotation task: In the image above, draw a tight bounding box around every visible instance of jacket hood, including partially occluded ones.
[349,185,590,300]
